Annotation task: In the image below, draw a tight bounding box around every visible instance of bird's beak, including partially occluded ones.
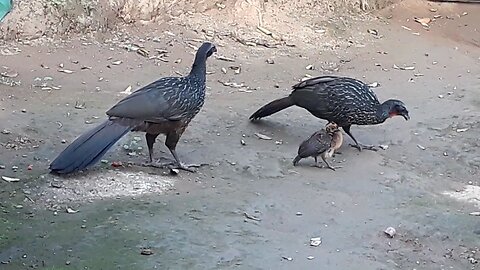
[402,113,410,121]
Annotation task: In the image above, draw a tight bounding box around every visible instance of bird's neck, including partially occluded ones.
[188,53,207,83]
[375,101,392,123]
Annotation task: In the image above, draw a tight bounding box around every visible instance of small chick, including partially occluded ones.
[293,122,344,170]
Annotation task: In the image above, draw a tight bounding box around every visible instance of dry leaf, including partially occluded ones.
[254,133,272,140]
[414,17,431,27]
[120,85,132,95]
[66,207,78,214]
[58,69,74,74]
[2,176,20,182]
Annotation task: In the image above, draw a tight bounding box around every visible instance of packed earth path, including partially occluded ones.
[1,1,480,269]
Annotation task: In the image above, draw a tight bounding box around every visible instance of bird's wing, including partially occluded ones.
[298,131,330,157]
[106,77,188,123]
[290,76,380,121]
[292,76,340,89]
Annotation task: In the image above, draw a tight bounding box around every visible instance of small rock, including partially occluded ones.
[379,144,389,150]
[51,181,62,188]
[310,237,322,247]
[282,256,293,261]
[66,207,78,214]
[417,144,426,150]
[296,212,303,216]
[141,248,154,255]
[307,256,315,260]
[368,82,379,88]
[469,212,480,216]
[384,227,396,238]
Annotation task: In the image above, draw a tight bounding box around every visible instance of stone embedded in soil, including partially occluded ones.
[140,248,154,255]
[384,227,396,238]
[310,237,322,246]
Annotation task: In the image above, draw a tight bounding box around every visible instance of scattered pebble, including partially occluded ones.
[384,227,396,238]
[469,212,480,216]
[66,207,79,214]
[368,82,379,88]
[141,248,154,256]
[417,144,426,150]
[307,256,315,260]
[282,256,293,261]
[310,237,322,247]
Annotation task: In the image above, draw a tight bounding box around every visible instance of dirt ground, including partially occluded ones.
[1,0,480,269]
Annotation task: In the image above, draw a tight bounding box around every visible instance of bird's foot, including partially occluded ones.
[146,161,207,173]
[327,165,342,171]
[313,164,342,171]
[169,163,206,173]
[349,143,378,152]
[140,157,175,167]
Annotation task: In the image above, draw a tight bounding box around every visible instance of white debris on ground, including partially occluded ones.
[38,170,175,206]
[442,185,480,208]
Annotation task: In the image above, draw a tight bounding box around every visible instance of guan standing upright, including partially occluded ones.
[250,75,410,151]
[50,42,217,174]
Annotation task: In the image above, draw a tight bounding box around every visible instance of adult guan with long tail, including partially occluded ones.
[249,75,410,151]
[50,42,217,174]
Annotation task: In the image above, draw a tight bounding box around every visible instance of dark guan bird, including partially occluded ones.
[50,42,217,174]
[293,122,344,170]
[250,75,410,151]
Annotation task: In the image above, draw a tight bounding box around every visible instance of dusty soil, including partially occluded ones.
[1,0,480,269]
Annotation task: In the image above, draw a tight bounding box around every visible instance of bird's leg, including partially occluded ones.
[342,125,377,152]
[164,132,204,172]
[145,133,159,163]
[321,154,341,171]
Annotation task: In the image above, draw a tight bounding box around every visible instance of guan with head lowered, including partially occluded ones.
[50,42,217,174]
[250,75,409,151]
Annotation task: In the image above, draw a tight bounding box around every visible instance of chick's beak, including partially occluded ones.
[402,112,410,121]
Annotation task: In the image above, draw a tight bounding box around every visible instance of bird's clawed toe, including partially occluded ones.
[328,165,342,171]
[349,143,378,152]
[169,162,208,173]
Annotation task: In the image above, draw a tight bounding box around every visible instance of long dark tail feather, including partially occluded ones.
[49,120,132,174]
[249,96,295,120]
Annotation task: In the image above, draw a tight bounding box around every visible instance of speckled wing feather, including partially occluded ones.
[107,77,205,123]
[297,131,331,158]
